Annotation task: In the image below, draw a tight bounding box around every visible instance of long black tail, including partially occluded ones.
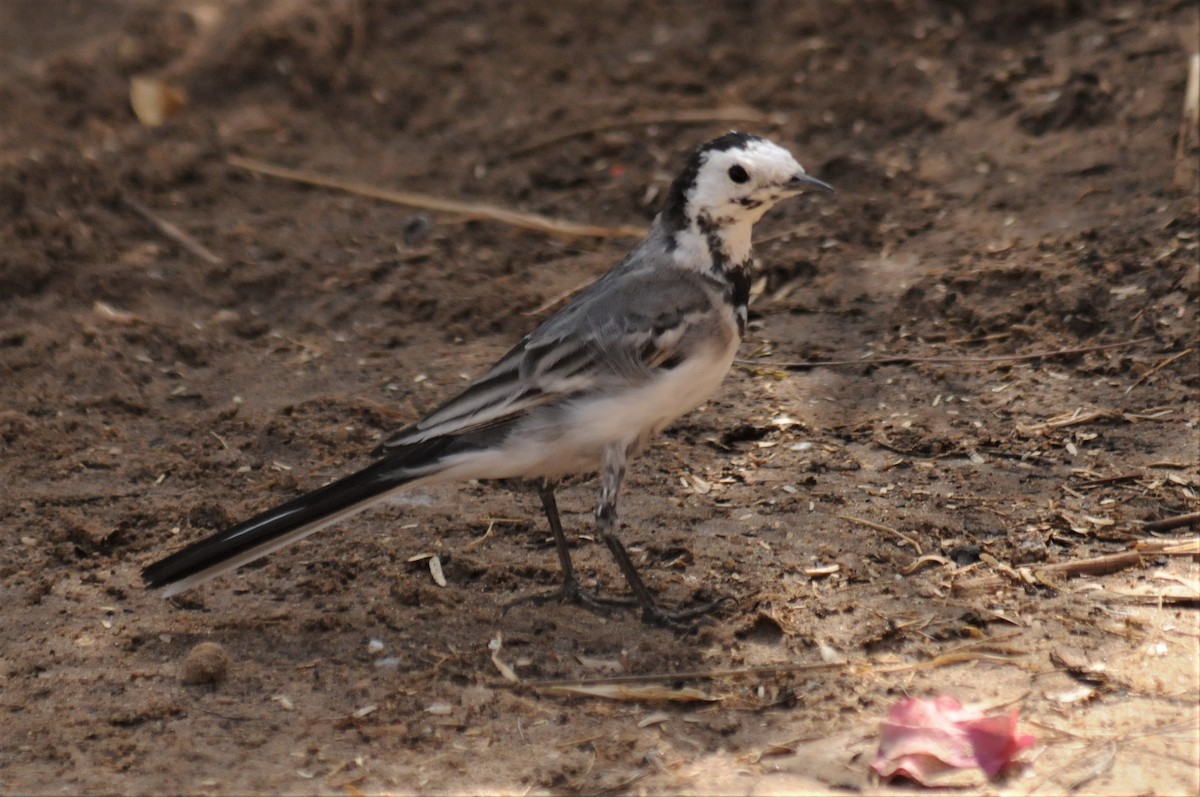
[142,442,450,597]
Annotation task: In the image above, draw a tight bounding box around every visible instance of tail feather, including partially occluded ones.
[142,439,454,596]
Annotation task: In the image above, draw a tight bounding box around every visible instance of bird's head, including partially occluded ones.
[662,132,831,264]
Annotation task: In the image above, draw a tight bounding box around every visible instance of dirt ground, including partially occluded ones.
[1,1,1198,794]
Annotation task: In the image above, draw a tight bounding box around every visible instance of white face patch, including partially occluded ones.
[685,138,810,224]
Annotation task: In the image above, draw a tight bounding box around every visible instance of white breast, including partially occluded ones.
[433,330,741,482]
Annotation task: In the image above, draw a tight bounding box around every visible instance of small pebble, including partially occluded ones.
[180,641,231,685]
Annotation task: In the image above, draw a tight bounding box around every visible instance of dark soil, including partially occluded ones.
[2,1,1197,793]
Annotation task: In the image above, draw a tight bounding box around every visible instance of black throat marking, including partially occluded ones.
[696,212,752,338]
[728,265,751,338]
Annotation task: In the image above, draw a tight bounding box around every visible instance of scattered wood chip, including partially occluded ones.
[681,473,712,494]
[1104,570,1200,605]
[1135,538,1199,556]
[1046,685,1098,707]
[817,639,845,664]
[488,633,519,683]
[637,711,672,728]
[575,654,622,672]
[739,737,825,764]
[899,555,953,575]
[129,76,187,126]
[1050,647,1109,684]
[93,301,146,325]
[428,554,446,587]
[803,564,840,577]
[1060,511,1116,533]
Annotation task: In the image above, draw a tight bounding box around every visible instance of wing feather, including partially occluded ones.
[376,270,721,451]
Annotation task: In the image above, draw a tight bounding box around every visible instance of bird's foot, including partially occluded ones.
[508,579,734,632]
[505,576,638,613]
[639,593,735,632]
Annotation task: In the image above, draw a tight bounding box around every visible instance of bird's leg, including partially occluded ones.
[593,449,656,610]
[594,445,732,629]
[535,479,635,610]
[539,480,577,587]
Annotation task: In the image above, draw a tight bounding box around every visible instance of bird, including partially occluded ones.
[142,131,833,627]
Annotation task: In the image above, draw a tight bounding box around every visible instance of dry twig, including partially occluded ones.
[836,513,922,555]
[954,550,1154,594]
[741,337,1151,370]
[1124,348,1195,394]
[121,195,223,265]
[1139,511,1200,533]
[1017,408,1123,435]
[523,660,843,688]
[1074,473,1143,488]
[873,650,1029,674]
[227,155,646,239]
[536,684,716,702]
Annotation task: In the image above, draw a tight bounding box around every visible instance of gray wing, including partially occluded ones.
[377,267,722,450]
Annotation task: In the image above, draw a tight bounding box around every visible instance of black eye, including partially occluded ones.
[728,164,750,184]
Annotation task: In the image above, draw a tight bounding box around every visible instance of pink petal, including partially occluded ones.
[871,696,1035,784]
[962,708,1037,776]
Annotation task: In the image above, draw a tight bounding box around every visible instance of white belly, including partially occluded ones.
[433,333,740,482]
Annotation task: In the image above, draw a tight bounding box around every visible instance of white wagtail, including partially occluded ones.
[143,132,832,627]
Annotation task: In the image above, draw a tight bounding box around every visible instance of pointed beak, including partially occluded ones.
[787,172,834,194]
